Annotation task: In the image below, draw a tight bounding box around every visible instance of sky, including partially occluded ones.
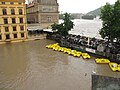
[58,0,116,13]
[26,0,117,14]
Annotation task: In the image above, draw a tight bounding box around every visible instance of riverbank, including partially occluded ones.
[46,33,120,64]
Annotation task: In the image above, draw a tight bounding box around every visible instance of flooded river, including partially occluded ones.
[62,19,102,39]
[0,40,120,90]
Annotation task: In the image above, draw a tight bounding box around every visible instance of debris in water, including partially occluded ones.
[92,71,96,74]
[85,73,87,76]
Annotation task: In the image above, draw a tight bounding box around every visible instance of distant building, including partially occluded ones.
[26,0,59,28]
[82,14,96,20]
[71,13,83,19]
[0,0,27,43]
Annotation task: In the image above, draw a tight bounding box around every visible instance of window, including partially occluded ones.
[11,9,15,15]
[10,2,14,4]
[18,2,22,4]
[2,2,5,4]
[14,34,17,38]
[21,33,24,37]
[20,26,24,30]
[0,35,2,40]
[12,18,16,23]
[48,16,52,22]
[6,34,10,39]
[19,9,23,15]
[19,18,23,23]
[5,27,9,32]
[4,18,8,24]
[13,26,16,31]
[2,9,7,15]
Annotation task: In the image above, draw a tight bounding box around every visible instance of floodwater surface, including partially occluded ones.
[0,40,120,90]
[69,19,102,39]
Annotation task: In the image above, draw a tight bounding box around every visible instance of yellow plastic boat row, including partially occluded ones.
[46,44,120,72]
[109,63,120,72]
[46,43,90,58]
[95,58,110,64]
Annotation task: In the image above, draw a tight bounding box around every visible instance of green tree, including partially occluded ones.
[100,3,114,42]
[51,13,74,36]
[59,14,64,19]
[100,0,120,42]
[113,0,120,41]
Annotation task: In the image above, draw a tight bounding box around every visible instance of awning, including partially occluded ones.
[27,27,43,31]
[43,29,53,32]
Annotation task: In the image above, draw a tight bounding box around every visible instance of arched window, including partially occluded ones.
[10,2,14,4]
[19,18,23,23]
[2,9,7,15]
[5,27,9,32]
[18,2,22,4]
[13,26,16,31]
[12,18,16,23]
[11,9,15,15]
[2,2,5,4]
[20,26,24,30]
[4,18,8,24]
[19,9,23,15]
[21,33,24,38]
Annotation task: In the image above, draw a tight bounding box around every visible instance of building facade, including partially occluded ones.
[27,0,59,28]
[0,0,27,43]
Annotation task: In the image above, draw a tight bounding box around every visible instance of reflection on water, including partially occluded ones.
[0,40,120,90]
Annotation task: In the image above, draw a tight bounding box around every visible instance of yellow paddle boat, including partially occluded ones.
[76,51,82,56]
[72,53,78,57]
[71,50,77,54]
[63,49,68,53]
[118,64,120,71]
[82,53,91,59]
[54,47,59,51]
[63,48,71,53]
[76,53,81,57]
[67,51,72,55]
[73,53,81,57]
[77,51,82,54]
[60,47,64,52]
[57,47,62,51]
[46,43,60,50]
[109,63,119,72]
[95,58,110,64]
[52,47,56,50]
[46,45,50,48]
[55,43,59,45]
[70,51,80,57]
[46,45,53,49]
[67,50,71,53]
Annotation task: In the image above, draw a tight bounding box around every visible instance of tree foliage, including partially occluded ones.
[100,0,120,42]
[113,0,120,41]
[51,13,74,36]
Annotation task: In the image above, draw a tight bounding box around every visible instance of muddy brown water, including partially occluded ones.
[0,40,120,90]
